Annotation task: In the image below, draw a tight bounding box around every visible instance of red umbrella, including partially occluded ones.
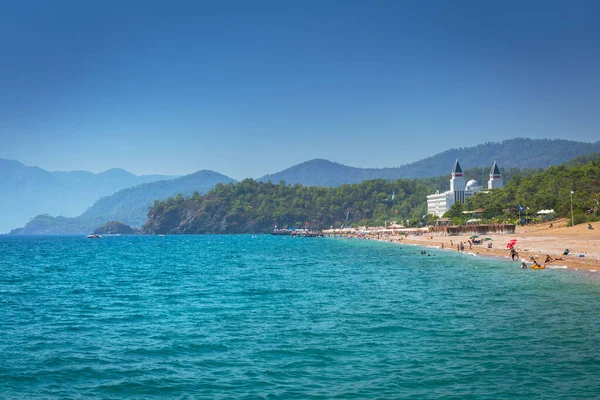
[506,239,517,249]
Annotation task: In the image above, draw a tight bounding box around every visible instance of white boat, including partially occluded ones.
[86,234,102,239]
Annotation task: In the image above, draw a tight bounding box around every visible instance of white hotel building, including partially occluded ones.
[426,159,503,218]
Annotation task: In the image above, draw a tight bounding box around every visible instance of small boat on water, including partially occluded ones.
[86,234,102,239]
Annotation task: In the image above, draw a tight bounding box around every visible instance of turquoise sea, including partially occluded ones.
[1,235,600,399]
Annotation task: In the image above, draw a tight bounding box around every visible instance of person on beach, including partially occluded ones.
[469,240,472,250]
[441,243,444,249]
[532,259,542,268]
[544,254,564,263]
[510,248,519,261]
[450,240,453,247]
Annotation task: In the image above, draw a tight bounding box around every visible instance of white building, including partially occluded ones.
[426,159,503,218]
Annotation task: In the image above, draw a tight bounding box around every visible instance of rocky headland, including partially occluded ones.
[94,221,138,235]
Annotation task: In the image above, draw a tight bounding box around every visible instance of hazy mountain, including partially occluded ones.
[10,170,235,235]
[80,170,236,227]
[258,159,400,187]
[0,158,175,233]
[259,138,600,186]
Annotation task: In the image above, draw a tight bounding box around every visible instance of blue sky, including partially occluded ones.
[1,0,599,179]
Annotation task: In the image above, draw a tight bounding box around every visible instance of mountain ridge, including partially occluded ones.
[0,158,176,233]
[4,137,600,233]
[10,169,236,235]
[258,138,600,186]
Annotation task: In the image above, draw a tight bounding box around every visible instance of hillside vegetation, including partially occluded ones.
[140,168,522,234]
[144,157,600,234]
[142,179,432,234]
[454,156,600,225]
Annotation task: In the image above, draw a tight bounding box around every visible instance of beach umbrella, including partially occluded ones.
[484,238,492,241]
[506,239,517,249]
[469,235,479,239]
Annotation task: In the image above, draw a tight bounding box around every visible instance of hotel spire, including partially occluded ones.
[488,160,503,189]
[452,158,463,176]
[450,158,465,203]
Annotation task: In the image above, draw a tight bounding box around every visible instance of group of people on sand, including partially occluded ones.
[514,250,564,269]
[441,239,475,253]
[436,238,570,267]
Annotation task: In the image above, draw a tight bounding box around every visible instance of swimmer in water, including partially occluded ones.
[521,262,528,269]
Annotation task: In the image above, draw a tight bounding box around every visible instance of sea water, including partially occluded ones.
[1,235,599,399]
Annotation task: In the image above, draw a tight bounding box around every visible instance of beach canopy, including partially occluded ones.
[537,209,555,215]
[469,235,479,239]
[484,237,492,241]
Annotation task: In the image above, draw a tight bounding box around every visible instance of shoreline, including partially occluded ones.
[381,237,580,271]
[331,219,600,272]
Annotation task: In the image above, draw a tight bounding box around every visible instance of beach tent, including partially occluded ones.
[537,209,555,221]
[536,209,555,215]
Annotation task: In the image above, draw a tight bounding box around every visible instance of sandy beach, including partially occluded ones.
[331,219,600,271]
[397,219,600,271]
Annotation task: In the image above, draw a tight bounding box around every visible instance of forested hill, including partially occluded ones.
[459,156,600,224]
[143,156,600,234]
[258,138,600,186]
[141,166,523,234]
[141,179,436,234]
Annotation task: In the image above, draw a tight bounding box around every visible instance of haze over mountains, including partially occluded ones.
[10,170,235,235]
[4,138,600,234]
[0,159,174,233]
